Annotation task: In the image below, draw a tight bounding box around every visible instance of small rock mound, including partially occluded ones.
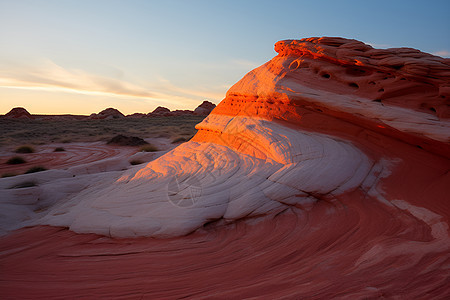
[149,106,171,116]
[107,135,148,146]
[4,107,33,119]
[90,108,125,119]
[194,101,216,115]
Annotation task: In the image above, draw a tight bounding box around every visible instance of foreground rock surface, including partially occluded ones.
[0,37,449,298]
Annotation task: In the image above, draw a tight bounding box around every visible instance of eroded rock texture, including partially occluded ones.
[1,37,449,298]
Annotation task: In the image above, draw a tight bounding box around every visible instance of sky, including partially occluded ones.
[1,0,449,115]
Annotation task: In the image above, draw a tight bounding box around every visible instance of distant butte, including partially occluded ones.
[3,107,33,119]
[1,101,216,120]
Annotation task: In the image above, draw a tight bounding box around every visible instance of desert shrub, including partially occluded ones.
[1,173,17,178]
[171,137,187,144]
[139,144,158,152]
[7,156,26,164]
[25,166,47,174]
[54,147,66,152]
[15,145,35,153]
[129,159,144,165]
[107,134,148,146]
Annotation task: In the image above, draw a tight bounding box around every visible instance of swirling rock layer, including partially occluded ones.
[0,37,449,298]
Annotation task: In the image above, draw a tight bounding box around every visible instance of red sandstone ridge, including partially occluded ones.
[273,38,450,118]
[203,37,450,158]
[3,107,33,119]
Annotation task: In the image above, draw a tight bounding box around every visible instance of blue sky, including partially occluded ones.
[1,0,449,114]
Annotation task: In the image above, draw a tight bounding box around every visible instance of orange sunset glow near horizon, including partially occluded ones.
[1,0,449,115]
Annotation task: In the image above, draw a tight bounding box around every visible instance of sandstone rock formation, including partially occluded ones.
[3,107,33,119]
[89,108,125,119]
[1,37,449,298]
[149,106,171,116]
[193,100,216,115]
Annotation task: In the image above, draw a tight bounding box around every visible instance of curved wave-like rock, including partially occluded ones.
[29,37,449,239]
[39,116,373,237]
[1,37,449,298]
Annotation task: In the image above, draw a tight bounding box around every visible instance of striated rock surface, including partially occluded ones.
[1,37,449,298]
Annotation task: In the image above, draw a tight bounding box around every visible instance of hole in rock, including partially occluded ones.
[368,81,376,85]
[321,73,331,79]
[416,145,423,149]
[289,61,300,70]
[400,78,406,80]
[349,83,359,88]
[430,107,436,113]
[373,99,382,103]
[378,88,384,92]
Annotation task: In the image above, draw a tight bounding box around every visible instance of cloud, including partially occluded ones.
[432,50,450,57]
[151,77,225,101]
[229,59,261,70]
[0,59,223,110]
[0,60,154,98]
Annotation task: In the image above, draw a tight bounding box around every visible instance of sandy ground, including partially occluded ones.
[0,137,177,176]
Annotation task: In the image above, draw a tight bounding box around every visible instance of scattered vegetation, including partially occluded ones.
[2,173,17,178]
[24,166,47,174]
[0,116,205,147]
[54,147,66,152]
[172,137,187,144]
[139,144,159,152]
[15,145,35,153]
[10,181,37,189]
[6,156,26,164]
[129,159,144,165]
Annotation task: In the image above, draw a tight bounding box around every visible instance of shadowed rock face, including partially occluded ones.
[1,37,449,298]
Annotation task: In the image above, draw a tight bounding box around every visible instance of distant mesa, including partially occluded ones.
[89,108,125,119]
[149,106,171,116]
[2,101,216,120]
[4,107,33,119]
